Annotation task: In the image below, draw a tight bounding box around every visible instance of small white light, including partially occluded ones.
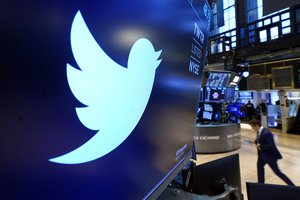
[242,71,249,78]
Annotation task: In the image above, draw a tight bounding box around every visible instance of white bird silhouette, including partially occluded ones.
[49,11,162,164]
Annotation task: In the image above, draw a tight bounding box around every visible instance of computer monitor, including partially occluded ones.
[247,182,300,200]
[204,103,213,112]
[205,87,226,102]
[238,91,253,99]
[192,154,242,197]
[0,0,211,199]
[203,111,213,120]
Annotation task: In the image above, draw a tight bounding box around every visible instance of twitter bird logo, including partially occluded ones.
[49,11,162,164]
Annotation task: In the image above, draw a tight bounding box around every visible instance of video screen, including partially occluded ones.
[0,0,211,199]
[205,88,226,102]
[204,104,213,112]
[203,111,213,120]
[238,91,253,99]
[206,72,232,87]
[247,182,300,200]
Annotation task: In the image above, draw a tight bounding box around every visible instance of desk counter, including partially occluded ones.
[194,123,241,153]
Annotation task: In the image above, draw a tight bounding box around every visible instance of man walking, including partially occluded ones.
[249,119,295,186]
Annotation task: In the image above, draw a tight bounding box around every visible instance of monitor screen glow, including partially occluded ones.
[204,104,213,112]
[238,91,253,99]
[203,111,213,120]
[0,0,211,199]
[206,72,232,87]
[205,88,226,102]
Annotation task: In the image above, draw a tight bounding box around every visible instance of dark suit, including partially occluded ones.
[255,127,295,186]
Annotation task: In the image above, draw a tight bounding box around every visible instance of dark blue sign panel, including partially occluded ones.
[0,1,211,199]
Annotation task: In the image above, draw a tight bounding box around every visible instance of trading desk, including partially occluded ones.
[194,123,241,153]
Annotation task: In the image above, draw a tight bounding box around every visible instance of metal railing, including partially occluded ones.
[207,6,299,56]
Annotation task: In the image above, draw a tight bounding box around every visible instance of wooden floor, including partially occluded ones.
[195,123,300,200]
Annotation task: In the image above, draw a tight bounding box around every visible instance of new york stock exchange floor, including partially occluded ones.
[195,123,300,200]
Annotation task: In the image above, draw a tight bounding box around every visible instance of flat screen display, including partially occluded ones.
[247,182,300,200]
[238,91,253,99]
[206,72,232,87]
[192,154,242,196]
[0,0,211,199]
[203,111,213,120]
[205,88,226,102]
[204,104,213,112]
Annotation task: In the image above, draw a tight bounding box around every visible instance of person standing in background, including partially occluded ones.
[249,119,295,186]
[246,100,255,121]
[260,100,267,114]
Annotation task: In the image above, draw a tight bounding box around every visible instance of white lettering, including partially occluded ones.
[191,43,201,59]
[199,136,220,140]
[189,60,200,75]
[194,23,204,44]
[228,132,240,138]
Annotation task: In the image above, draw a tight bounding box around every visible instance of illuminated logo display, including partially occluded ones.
[212,92,219,99]
[49,11,162,164]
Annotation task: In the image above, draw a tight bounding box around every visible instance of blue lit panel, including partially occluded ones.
[0,1,211,199]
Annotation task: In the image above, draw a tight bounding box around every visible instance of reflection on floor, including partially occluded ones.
[195,123,300,200]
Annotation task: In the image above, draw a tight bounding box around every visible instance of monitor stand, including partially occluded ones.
[157,187,211,200]
[158,184,242,200]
